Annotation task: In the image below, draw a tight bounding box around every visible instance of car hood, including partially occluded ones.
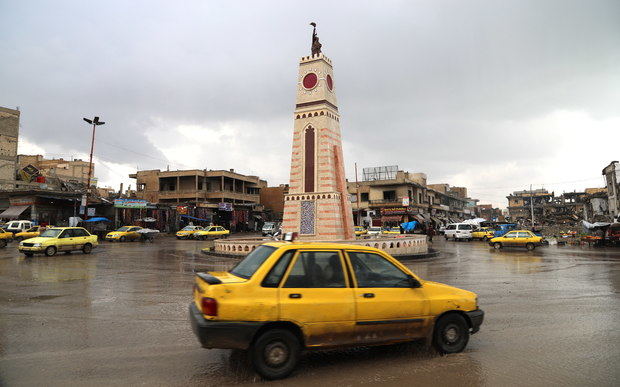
[22,237,50,244]
[422,280,477,299]
[107,232,124,236]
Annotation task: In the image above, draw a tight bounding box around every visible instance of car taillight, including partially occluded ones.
[201,297,218,316]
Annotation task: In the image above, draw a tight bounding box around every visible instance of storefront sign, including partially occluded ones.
[218,202,233,211]
[176,206,188,214]
[87,208,96,216]
[9,196,35,206]
[114,198,148,208]
[402,197,410,207]
[381,207,407,215]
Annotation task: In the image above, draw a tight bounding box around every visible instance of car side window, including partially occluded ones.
[283,251,346,288]
[504,232,517,238]
[446,225,456,230]
[517,232,530,238]
[74,229,88,237]
[59,230,73,238]
[348,252,410,288]
[262,250,295,288]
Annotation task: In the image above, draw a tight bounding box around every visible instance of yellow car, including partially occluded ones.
[381,227,401,235]
[0,229,13,248]
[105,226,142,242]
[18,227,98,257]
[14,226,50,242]
[194,226,230,240]
[471,227,494,241]
[354,226,367,236]
[176,225,205,240]
[489,230,544,250]
[190,242,484,380]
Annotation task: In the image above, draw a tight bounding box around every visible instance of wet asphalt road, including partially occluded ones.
[0,236,618,386]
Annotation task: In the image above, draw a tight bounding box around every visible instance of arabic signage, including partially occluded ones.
[114,198,148,208]
[218,202,233,211]
[380,207,407,216]
[9,197,36,206]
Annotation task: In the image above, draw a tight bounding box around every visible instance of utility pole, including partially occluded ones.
[355,162,361,226]
[530,184,535,229]
[82,116,105,219]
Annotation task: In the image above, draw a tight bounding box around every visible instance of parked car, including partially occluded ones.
[471,227,494,241]
[14,225,50,242]
[489,230,544,250]
[354,226,367,236]
[444,223,474,241]
[0,229,14,247]
[366,226,382,236]
[18,227,98,257]
[4,220,33,234]
[105,226,142,242]
[194,226,230,240]
[189,242,484,380]
[176,225,205,239]
[262,222,280,236]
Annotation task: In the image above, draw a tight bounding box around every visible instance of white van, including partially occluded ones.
[5,220,33,234]
[444,223,474,241]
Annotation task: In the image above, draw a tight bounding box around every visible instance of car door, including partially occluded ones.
[278,249,356,347]
[502,231,518,246]
[128,227,140,240]
[57,229,75,251]
[516,231,532,246]
[72,228,89,249]
[345,250,430,343]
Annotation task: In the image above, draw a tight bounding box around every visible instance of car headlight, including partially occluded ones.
[33,243,41,247]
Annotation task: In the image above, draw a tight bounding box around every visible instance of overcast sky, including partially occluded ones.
[1,0,619,207]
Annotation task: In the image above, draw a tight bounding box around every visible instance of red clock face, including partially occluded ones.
[302,73,318,89]
[326,74,333,91]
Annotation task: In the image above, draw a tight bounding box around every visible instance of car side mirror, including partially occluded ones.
[408,275,422,288]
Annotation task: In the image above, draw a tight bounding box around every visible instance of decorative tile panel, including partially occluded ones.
[300,201,315,235]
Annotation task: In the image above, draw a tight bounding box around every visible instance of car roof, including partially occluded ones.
[47,227,86,230]
[262,241,386,253]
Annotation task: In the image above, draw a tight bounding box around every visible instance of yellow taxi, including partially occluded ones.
[176,225,205,239]
[190,241,484,380]
[381,227,401,235]
[105,226,142,242]
[14,226,50,242]
[471,227,494,241]
[489,230,544,250]
[354,226,367,236]
[18,227,98,257]
[0,229,13,248]
[193,226,230,240]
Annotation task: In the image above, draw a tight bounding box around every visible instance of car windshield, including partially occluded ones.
[39,229,63,238]
[229,245,277,279]
[181,226,194,231]
[116,226,131,232]
[369,227,381,231]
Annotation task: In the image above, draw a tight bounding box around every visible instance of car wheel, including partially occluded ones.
[0,239,6,248]
[24,252,33,257]
[45,246,57,257]
[83,243,93,254]
[483,236,489,241]
[250,329,300,380]
[444,235,448,240]
[493,242,502,250]
[120,236,126,242]
[433,313,470,354]
[526,243,535,251]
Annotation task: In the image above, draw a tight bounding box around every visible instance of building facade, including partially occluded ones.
[603,161,619,220]
[0,107,20,190]
[17,155,94,186]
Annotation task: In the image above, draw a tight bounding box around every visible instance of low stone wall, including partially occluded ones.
[213,235,427,257]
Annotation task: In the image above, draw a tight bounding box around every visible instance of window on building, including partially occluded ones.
[383,190,396,201]
[137,183,145,191]
[360,193,369,202]
[418,193,423,203]
[198,181,203,190]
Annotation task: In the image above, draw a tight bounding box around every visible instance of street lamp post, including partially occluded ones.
[82,116,105,218]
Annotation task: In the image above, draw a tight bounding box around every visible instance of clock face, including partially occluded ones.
[302,73,318,89]
[326,74,333,91]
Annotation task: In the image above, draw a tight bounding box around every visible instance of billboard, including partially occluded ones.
[114,198,148,208]
[362,165,398,181]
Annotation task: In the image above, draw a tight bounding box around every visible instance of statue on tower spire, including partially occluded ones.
[310,22,322,55]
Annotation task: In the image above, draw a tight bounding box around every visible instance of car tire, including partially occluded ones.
[433,313,470,354]
[0,239,6,248]
[483,236,489,242]
[250,329,300,380]
[444,235,448,240]
[120,236,126,242]
[493,242,502,250]
[526,243,535,251]
[45,246,57,257]
[83,243,93,254]
[24,252,33,257]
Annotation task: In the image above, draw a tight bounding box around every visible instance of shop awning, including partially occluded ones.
[0,205,29,219]
[83,217,110,222]
[413,214,426,223]
[180,214,212,222]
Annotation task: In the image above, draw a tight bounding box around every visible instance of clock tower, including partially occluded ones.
[281,27,354,240]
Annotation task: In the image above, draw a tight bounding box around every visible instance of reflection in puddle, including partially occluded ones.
[16,256,97,283]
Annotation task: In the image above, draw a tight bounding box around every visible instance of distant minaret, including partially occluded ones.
[281,24,354,240]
